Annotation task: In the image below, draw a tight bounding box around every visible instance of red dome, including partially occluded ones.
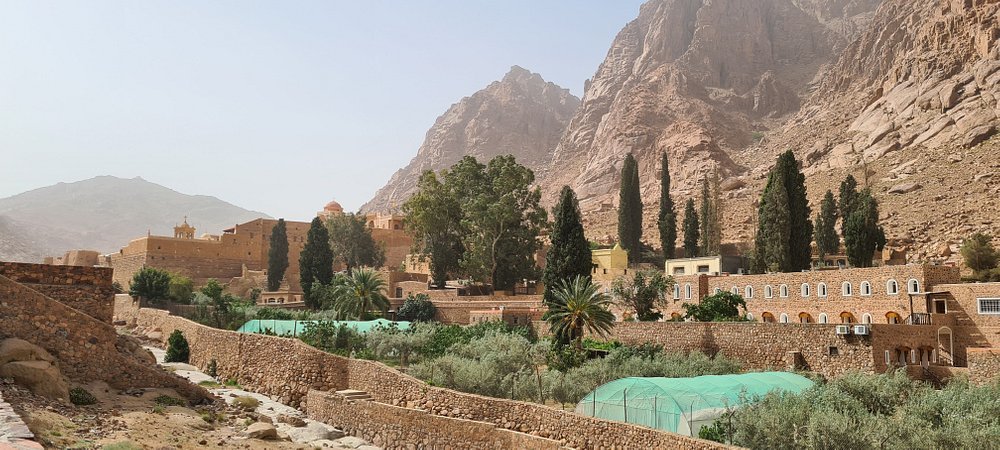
[323,200,343,212]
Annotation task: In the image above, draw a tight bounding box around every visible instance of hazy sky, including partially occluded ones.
[0,1,644,221]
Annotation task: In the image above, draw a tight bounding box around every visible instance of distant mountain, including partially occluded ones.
[360,65,580,213]
[0,176,269,262]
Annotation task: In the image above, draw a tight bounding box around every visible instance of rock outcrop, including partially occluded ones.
[360,66,579,213]
[0,338,69,400]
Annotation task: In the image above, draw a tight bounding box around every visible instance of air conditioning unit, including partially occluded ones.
[835,325,851,335]
[853,325,870,335]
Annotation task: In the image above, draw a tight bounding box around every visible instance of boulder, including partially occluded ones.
[720,178,746,191]
[244,422,278,440]
[962,125,996,148]
[0,338,56,366]
[284,421,343,442]
[888,183,923,194]
[277,414,307,427]
[0,360,68,400]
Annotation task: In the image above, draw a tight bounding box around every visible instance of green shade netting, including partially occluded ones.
[575,372,814,436]
[237,318,410,336]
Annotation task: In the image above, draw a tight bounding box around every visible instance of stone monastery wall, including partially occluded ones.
[114,298,729,449]
[388,294,546,324]
[0,262,115,323]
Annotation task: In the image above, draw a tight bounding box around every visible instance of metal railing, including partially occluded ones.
[905,313,932,325]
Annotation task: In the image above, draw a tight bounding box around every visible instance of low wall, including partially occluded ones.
[0,262,114,323]
[967,348,1000,385]
[0,276,207,402]
[387,294,546,324]
[115,298,730,449]
[306,391,563,450]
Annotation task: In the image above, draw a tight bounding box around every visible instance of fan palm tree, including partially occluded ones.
[329,267,390,320]
[546,275,615,348]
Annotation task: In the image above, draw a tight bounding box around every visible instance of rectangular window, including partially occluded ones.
[673,267,685,275]
[977,298,1000,315]
[697,265,710,273]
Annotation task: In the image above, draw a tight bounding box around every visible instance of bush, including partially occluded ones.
[299,321,367,356]
[396,293,436,322]
[154,395,186,406]
[255,307,294,320]
[233,395,260,411]
[128,268,171,304]
[205,359,218,378]
[164,330,190,363]
[69,387,97,405]
[683,291,748,322]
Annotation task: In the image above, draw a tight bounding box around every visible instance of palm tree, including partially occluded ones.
[546,276,615,348]
[328,267,390,320]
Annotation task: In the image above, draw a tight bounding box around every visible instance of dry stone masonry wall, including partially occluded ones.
[0,262,115,323]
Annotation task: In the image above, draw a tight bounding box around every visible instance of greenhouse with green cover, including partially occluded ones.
[574,372,814,436]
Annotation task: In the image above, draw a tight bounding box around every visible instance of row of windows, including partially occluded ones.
[673,279,921,300]
[756,311,900,324]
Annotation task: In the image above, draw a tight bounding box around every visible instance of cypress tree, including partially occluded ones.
[709,171,723,255]
[267,219,289,291]
[542,186,592,304]
[617,153,643,263]
[838,174,859,237]
[682,199,700,258]
[754,169,791,273]
[844,190,887,268]
[778,151,813,271]
[657,153,677,260]
[814,191,839,262]
[299,216,334,308]
[699,177,711,255]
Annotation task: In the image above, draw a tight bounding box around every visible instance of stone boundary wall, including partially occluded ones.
[114,298,730,449]
[0,262,115,322]
[967,348,1000,384]
[386,298,546,324]
[305,391,564,450]
[0,276,207,402]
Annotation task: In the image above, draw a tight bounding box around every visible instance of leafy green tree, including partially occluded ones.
[546,276,615,349]
[327,213,386,272]
[200,278,224,303]
[323,267,390,320]
[657,153,677,259]
[683,199,700,257]
[814,190,840,261]
[611,270,672,321]
[682,291,747,322]
[396,293,436,322]
[843,190,886,268]
[403,170,464,288]
[129,268,171,304]
[753,168,791,273]
[542,186,592,304]
[961,233,999,276]
[838,174,859,236]
[458,155,547,291]
[167,273,194,304]
[617,153,643,263]
[164,330,190,363]
[299,216,334,308]
[267,219,289,291]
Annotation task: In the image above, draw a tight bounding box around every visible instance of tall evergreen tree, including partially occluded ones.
[682,199,700,258]
[843,190,886,268]
[699,176,711,255]
[709,170,723,255]
[657,153,677,260]
[617,153,643,263]
[299,216,334,308]
[266,219,289,291]
[814,191,839,262]
[838,174,859,236]
[542,186,592,305]
[753,169,791,273]
[778,151,813,271]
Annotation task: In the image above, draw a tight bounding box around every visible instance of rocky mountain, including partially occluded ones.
[360,66,580,213]
[0,176,269,262]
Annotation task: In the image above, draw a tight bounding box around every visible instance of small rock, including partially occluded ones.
[244,422,278,440]
[947,153,963,162]
[887,183,923,194]
[277,414,306,427]
[974,173,993,183]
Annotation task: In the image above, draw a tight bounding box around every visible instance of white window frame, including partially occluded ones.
[842,282,853,297]
[745,285,754,299]
[886,279,899,295]
[764,285,773,299]
[731,286,740,294]
[779,313,789,324]
[818,313,828,324]
[907,279,921,294]
[746,312,754,321]
[862,313,873,324]
[860,281,872,296]
[817,283,828,298]
[684,283,692,300]
[977,298,1000,315]
[779,284,789,298]
[673,284,681,300]
[801,283,811,297]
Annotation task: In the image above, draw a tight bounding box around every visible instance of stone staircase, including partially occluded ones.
[335,389,372,402]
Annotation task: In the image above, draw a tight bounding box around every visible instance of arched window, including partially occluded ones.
[745,285,754,299]
[842,282,853,296]
[684,283,692,300]
[817,283,828,298]
[799,312,813,323]
[860,281,872,296]
[801,283,811,297]
[731,286,740,294]
[862,313,873,324]
[886,311,901,324]
[673,284,681,300]
[764,285,774,298]
[746,312,754,321]
[907,279,920,294]
[714,287,722,294]
[762,312,775,323]
[779,313,789,324]
[886,279,899,295]
[818,313,828,324]
[779,284,789,298]
[840,311,856,323]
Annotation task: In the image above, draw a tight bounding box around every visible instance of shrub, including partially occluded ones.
[255,307,294,320]
[128,268,171,304]
[683,291,748,322]
[154,395,186,407]
[396,293,436,322]
[101,442,142,450]
[205,359,218,378]
[164,330,190,363]
[69,387,97,406]
[233,396,260,411]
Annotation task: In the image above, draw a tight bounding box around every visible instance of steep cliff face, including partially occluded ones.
[543,0,880,221]
[360,66,580,213]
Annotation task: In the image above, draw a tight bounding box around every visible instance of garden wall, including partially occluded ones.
[114,297,731,449]
[967,348,1000,385]
[0,262,115,323]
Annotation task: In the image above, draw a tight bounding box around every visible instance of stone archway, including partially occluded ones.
[937,327,954,366]
[886,311,901,324]
[840,312,856,323]
[798,312,813,324]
